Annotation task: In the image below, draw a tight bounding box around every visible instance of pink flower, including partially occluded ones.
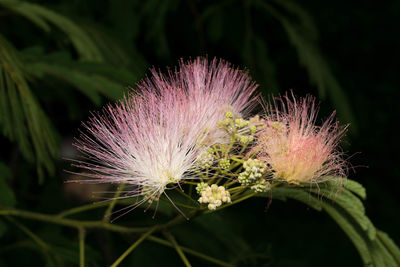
[72,58,258,209]
[140,57,259,145]
[253,93,347,184]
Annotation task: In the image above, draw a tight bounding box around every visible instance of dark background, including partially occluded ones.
[0,0,399,266]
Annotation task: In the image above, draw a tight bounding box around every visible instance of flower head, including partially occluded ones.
[72,58,258,211]
[252,93,347,184]
[74,91,207,205]
[140,57,259,146]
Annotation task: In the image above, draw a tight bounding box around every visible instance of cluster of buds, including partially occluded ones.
[195,182,209,194]
[217,111,235,129]
[197,148,215,169]
[197,184,231,210]
[218,158,231,170]
[250,179,271,193]
[238,159,269,192]
[217,112,264,147]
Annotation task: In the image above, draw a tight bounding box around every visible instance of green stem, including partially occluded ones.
[225,138,235,158]
[147,235,231,267]
[230,157,244,164]
[231,187,247,197]
[57,201,110,218]
[4,216,49,251]
[79,227,85,267]
[224,180,240,187]
[103,184,125,222]
[0,209,149,233]
[110,226,158,267]
[163,231,192,267]
[183,181,199,185]
[174,188,201,206]
[228,186,245,193]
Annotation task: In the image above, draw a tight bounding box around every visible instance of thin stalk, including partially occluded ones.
[188,184,194,198]
[147,235,232,267]
[159,197,199,210]
[78,227,85,267]
[229,157,244,164]
[228,186,245,193]
[163,231,192,267]
[231,187,247,197]
[0,209,149,233]
[174,188,201,206]
[57,201,109,218]
[110,226,158,267]
[225,138,235,158]
[183,181,199,185]
[4,216,49,251]
[103,184,125,222]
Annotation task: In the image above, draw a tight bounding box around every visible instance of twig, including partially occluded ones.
[110,226,158,267]
[147,235,232,267]
[163,231,192,267]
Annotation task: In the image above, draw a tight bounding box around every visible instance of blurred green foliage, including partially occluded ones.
[0,0,399,266]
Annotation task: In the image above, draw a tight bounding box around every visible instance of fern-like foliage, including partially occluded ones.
[0,0,138,180]
[0,0,103,62]
[0,34,58,180]
[257,0,356,131]
[258,179,400,267]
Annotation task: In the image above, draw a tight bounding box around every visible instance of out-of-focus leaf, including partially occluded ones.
[253,36,279,94]
[273,0,318,41]
[310,187,376,240]
[321,201,373,266]
[27,63,126,104]
[0,0,103,62]
[0,162,15,207]
[0,177,16,207]
[258,1,356,131]
[0,219,7,237]
[0,34,58,180]
[264,181,400,267]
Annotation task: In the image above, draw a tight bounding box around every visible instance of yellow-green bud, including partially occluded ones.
[219,159,231,170]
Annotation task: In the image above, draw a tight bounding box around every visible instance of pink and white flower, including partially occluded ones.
[73,58,258,208]
[140,58,259,145]
[253,93,347,184]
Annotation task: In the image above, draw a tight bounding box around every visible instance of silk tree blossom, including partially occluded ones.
[139,57,259,146]
[73,58,259,211]
[73,90,212,208]
[253,93,347,184]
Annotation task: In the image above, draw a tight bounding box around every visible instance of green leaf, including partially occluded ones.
[258,1,356,131]
[0,0,102,62]
[260,181,400,266]
[377,230,400,265]
[0,34,58,180]
[374,237,398,267]
[272,0,318,41]
[343,179,367,200]
[321,202,373,266]
[309,186,376,240]
[260,187,322,211]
